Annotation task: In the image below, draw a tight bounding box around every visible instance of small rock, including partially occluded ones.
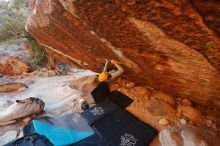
[159,118,169,126]
[180,118,187,125]
[181,106,203,123]
[182,98,191,106]
[211,123,217,130]
[151,92,175,106]
[134,86,147,95]
[79,98,85,105]
[125,82,135,88]
[146,99,175,117]
[0,83,27,92]
[17,86,27,91]
[22,117,32,123]
[206,120,212,127]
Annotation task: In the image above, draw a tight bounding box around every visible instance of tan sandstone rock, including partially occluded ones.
[181,106,203,124]
[0,83,27,92]
[151,92,175,106]
[146,99,175,117]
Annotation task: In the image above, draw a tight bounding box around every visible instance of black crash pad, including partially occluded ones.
[17,91,157,146]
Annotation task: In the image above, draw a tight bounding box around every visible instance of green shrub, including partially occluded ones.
[0,15,25,41]
[0,0,47,66]
[27,36,47,66]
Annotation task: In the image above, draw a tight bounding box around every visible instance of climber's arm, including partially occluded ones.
[106,60,124,83]
[103,59,109,72]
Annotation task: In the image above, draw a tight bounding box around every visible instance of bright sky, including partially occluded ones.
[2,0,10,1]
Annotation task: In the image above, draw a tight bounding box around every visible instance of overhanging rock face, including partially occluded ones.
[26,0,220,107]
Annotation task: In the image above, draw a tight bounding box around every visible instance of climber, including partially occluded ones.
[98,59,124,83]
[69,59,124,110]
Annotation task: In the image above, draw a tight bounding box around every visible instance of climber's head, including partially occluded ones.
[98,71,110,82]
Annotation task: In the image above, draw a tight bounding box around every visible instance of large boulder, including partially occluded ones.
[26,0,220,107]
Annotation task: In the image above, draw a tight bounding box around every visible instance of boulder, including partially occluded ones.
[181,106,203,124]
[159,126,220,146]
[0,97,45,126]
[0,83,27,92]
[146,99,175,117]
[0,56,30,76]
[26,0,220,108]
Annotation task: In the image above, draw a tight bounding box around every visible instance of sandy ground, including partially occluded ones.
[0,69,96,134]
[0,39,31,61]
[0,70,96,112]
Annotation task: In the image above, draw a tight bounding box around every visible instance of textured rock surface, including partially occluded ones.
[151,92,175,106]
[192,0,220,38]
[181,106,204,124]
[0,83,27,92]
[159,126,220,146]
[0,97,45,125]
[26,0,220,107]
[0,56,31,76]
[146,99,175,117]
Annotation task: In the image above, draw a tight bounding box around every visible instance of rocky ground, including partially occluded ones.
[0,39,88,138]
[0,39,219,145]
[110,78,220,145]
